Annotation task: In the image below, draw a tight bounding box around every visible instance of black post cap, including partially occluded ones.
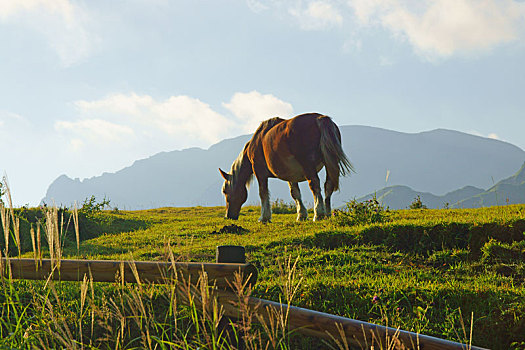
[216,245,246,263]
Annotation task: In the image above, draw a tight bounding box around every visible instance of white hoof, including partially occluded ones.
[296,214,308,221]
[258,216,271,223]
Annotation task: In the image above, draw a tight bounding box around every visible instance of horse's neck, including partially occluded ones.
[236,152,253,185]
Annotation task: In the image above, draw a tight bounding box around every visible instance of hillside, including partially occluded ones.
[357,185,485,209]
[457,162,525,208]
[3,204,524,349]
[42,125,525,209]
[358,162,525,209]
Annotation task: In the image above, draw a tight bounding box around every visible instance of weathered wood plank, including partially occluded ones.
[214,290,489,350]
[1,258,257,289]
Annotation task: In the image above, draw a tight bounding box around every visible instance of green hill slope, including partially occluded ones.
[358,162,525,209]
[458,162,525,207]
[357,185,485,209]
[2,204,525,349]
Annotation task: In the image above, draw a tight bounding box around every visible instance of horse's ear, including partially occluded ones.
[219,168,232,181]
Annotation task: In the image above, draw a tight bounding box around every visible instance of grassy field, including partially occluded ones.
[1,201,525,349]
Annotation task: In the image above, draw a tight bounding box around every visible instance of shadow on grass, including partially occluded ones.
[76,212,151,241]
[2,209,152,255]
[257,219,525,257]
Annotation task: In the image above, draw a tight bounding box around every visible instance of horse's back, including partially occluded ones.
[254,113,326,181]
[272,113,328,151]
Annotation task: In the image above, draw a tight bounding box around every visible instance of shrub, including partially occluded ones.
[410,195,427,209]
[80,195,111,215]
[271,199,296,214]
[333,195,389,226]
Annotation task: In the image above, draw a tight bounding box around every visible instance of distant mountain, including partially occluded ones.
[456,162,525,208]
[42,125,525,210]
[44,136,250,209]
[357,185,486,209]
[358,162,525,209]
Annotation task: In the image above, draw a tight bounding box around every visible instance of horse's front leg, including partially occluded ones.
[307,174,326,221]
[257,176,272,223]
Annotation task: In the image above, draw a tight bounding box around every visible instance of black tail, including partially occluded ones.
[317,116,354,191]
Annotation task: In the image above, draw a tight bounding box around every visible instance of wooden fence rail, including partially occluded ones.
[214,290,489,350]
[1,252,488,350]
[1,257,258,290]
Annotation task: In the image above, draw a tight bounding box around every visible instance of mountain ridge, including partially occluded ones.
[358,162,525,209]
[42,126,525,209]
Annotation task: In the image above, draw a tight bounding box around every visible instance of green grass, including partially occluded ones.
[2,204,525,349]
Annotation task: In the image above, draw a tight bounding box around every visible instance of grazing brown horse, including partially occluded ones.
[219,113,353,222]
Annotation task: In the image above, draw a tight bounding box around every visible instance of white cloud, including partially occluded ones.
[223,91,294,133]
[69,91,293,151]
[347,0,525,59]
[69,138,84,151]
[0,0,69,19]
[55,119,135,145]
[342,36,363,53]
[246,0,269,13]
[0,0,97,65]
[0,110,31,127]
[0,110,24,120]
[289,1,343,30]
[469,130,502,141]
[347,0,394,26]
[75,93,155,118]
[74,93,236,145]
[151,95,237,142]
[379,55,394,66]
[250,0,525,58]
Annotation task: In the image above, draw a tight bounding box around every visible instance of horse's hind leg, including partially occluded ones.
[324,176,336,217]
[288,182,308,221]
[257,176,272,223]
[306,174,326,221]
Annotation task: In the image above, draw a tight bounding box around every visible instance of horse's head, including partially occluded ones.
[219,168,248,220]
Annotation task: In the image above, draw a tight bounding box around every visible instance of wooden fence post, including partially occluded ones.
[216,245,246,349]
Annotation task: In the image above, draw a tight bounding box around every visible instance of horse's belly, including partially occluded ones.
[271,155,305,181]
[267,155,322,182]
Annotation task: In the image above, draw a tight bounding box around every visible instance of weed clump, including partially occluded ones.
[333,195,389,226]
[2,196,149,255]
[427,249,470,267]
[481,239,525,264]
[0,182,4,205]
[410,195,428,209]
[271,199,296,214]
[211,224,249,235]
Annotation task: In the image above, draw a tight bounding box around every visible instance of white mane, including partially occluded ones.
[229,149,253,188]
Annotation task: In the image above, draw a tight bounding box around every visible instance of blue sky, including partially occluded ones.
[1,0,525,206]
